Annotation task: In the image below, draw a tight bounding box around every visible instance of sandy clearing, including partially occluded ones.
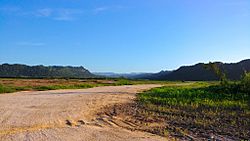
[0,84,167,141]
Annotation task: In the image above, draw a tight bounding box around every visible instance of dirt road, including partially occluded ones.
[0,85,166,141]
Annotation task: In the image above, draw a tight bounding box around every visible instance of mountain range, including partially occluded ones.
[93,72,154,79]
[137,59,250,81]
[1,59,249,80]
[0,64,95,78]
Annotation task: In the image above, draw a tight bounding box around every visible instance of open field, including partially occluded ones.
[1,78,249,140]
[0,84,166,141]
[0,78,175,94]
[99,82,250,140]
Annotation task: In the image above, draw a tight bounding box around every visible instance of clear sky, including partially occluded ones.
[0,0,249,73]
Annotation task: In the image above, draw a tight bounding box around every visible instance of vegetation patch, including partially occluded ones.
[0,78,175,94]
[99,81,250,140]
[0,84,28,93]
[33,84,94,91]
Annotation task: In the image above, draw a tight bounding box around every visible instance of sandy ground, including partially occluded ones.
[0,85,167,141]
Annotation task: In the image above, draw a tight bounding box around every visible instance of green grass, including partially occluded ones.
[136,82,249,140]
[33,84,94,91]
[0,78,179,94]
[139,86,249,109]
[0,84,28,93]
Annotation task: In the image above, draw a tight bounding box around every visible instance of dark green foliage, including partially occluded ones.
[116,79,133,85]
[204,62,228,84]
[0,64,95,78]
[241,72,250,94]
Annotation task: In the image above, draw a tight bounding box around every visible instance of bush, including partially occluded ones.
[241,72,250,94]
[0,84,16,93]
[116,79,133,85]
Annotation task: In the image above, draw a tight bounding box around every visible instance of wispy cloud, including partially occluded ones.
[16,42,45,47]
[36,8,53,17]
[52,8,83,21]
[34,8,84,21]
[1,5,127,20]
[93,7,109,14]
[93,5,128,14]
[0,6,84,21]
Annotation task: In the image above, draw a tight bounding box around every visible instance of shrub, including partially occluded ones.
[116,79,133,85]
[0,84,15,93]
[241,72,250,94]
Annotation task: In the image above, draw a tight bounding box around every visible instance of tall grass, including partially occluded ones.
[34,84,94,91]
[139,86,249,109]
[136,79,250,140]
[0,84,27,93]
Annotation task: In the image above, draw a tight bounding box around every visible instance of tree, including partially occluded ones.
[241,72,250,94]
[204,62,228,85]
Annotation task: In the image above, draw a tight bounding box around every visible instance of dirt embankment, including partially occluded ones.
[0,85,166,141]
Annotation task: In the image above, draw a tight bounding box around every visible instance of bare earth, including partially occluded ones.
[0,85,166,141]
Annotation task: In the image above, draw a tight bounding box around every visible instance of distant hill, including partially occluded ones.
[0,64,95,78]
[2,59,249,80]
[132,71,171,80]
[93,72,153,79]
[138,59,250,81]
[93,72,126,78]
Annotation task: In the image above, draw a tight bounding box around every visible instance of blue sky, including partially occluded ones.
[0,0,249,73]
